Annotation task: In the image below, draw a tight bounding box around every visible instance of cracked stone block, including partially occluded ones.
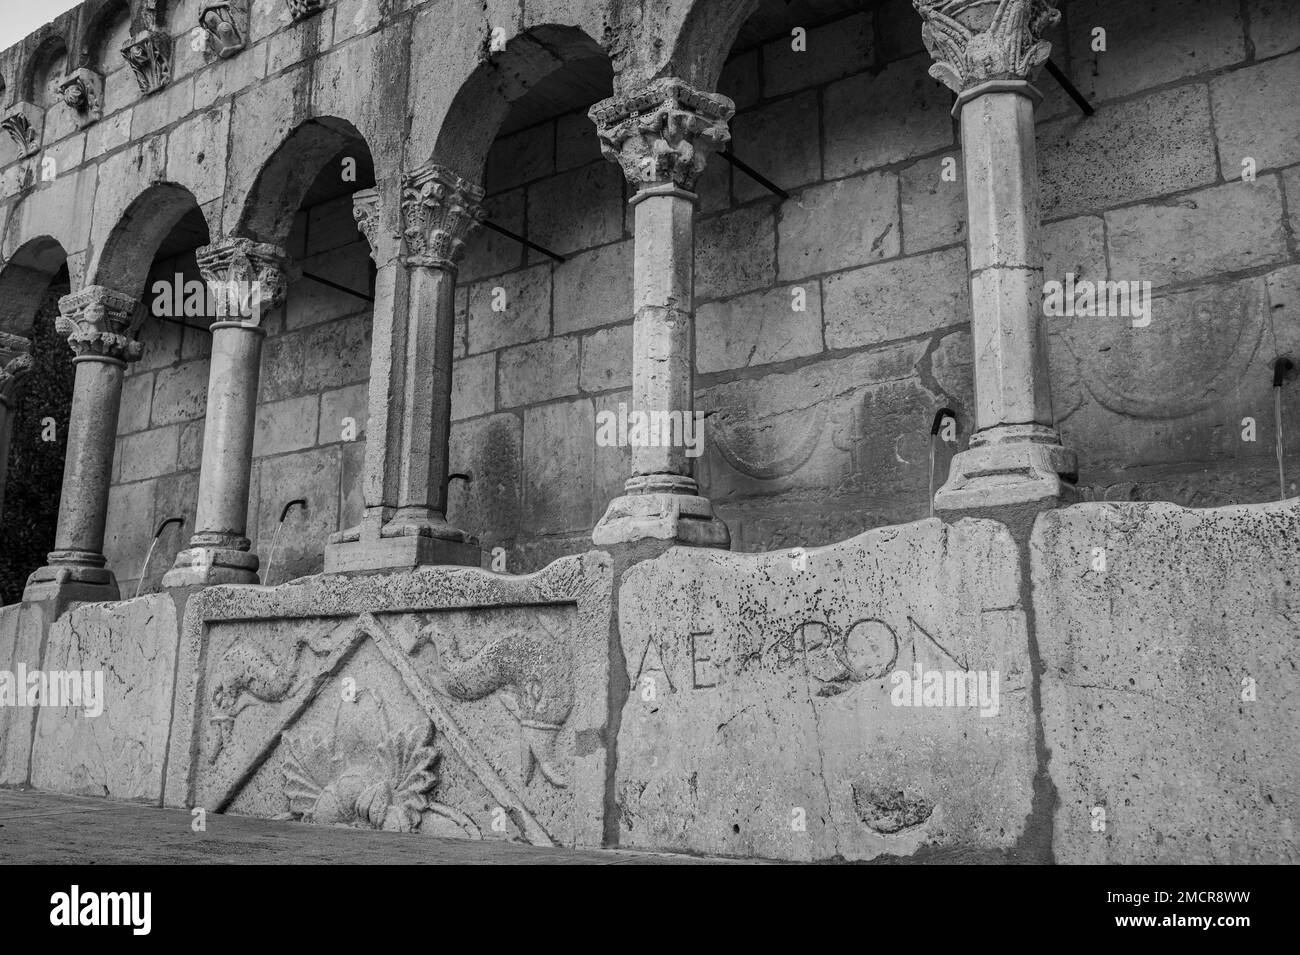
[167,556,613,847]
[1034,500,1300,864]
[0,603,48,786]
[615,517,1034,861]
[29,593,182,802]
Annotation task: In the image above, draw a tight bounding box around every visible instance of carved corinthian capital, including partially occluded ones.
[352,188,380,262]
[913,0,1060,94]
[197,239,291,323]
[400,164,485,270]
[0,332,34,407]
[121,29,172,95]
[56,287,144,363]
[588,78,734,191]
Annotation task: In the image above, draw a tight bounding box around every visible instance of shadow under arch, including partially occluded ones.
[432,24,613,182]
[236,116,376,248]
[656,0,763,91]
[0,235,70,337]
[90,182,213,299]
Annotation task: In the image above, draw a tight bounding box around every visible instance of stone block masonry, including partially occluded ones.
[0,0,1297,866]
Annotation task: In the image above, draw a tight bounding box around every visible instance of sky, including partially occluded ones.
[1,0,85,53]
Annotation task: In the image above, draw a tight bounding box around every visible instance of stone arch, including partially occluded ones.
[633,0,762,91]
[234,116,375,248]
[0,236,69,337]
[89,182,212,299]
[24,35,69,108]
[430,25,612,183]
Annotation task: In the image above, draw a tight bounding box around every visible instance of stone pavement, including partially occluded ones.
[0,789,746,865]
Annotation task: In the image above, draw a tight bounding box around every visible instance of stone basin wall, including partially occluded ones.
[2,499,1295,862]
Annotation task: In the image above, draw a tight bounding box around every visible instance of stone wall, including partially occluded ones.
[3,500,1295,861]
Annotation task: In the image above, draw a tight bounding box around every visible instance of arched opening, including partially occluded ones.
[236,117,376,584]
[91,184,212,597]
[435,26,618,573]
[26,36,69,109]
[84,0,134,111]
[0,238,73,605]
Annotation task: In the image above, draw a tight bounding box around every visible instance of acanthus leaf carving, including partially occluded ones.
[121,28,172,95]
[913,0,1061,94]
[400,163,486,271]
[1,102,44,158]
[196,238,292,323]
[589,78,734,191]
[56,286,144,363]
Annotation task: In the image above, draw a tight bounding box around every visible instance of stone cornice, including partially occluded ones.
[56,286,144,363]
[913,0,1060,94]
[400,164,485,271]
[588,78,734,191]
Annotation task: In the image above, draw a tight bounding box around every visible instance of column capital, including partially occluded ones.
[197,238,291,324]
[913,0,1060,96]
[55,286,144,363]
[400,163,485,270]
[352,187,381,263]
[0,332,34,407]
[589,78,734,191]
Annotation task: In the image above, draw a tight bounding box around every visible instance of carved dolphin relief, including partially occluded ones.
[422,620,574,789]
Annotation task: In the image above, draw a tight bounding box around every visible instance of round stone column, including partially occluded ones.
[24,286,142,603]
[914,0,1077,514]
[165,239,289,587]
[588,77,733,548]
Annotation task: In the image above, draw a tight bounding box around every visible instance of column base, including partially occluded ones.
[23,562,120,604]
[934,424,1077,513]
[592,492,730,548]
[161,547,260,588]
[324,516,480,574]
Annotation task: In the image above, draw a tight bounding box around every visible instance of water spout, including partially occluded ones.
[929,409,957,519]
[262,499,307,586]
[134,516,185,599]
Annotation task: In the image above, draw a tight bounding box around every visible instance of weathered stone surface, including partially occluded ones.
[0,602,47,786]
[1038,85,1218,219]
[761,13,872,97]
[30,593,181,802]
[578,324,631,392]
[467,264,551,354]
[1034,500,1300,864]
[253,395,319,458]
[553,240,633,334]
[823,55,954,178]
[777,172,900,282]
[451,352,496,420]
[822,247,968,350]
[526,163,625,258]
[498,337,580,407]
[1249,0,1300,58]
[523,398,594,535]
[695,205,776,300]
[900,154,966,254]
[1067,0,1246,102]
[696,284,823,373]
[165,555,613,849]
[729,92,820,203]
[1106,177,1289,288]
[616,518,1033,861]
[1211,53,1300,175]
[448,412,523,545]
